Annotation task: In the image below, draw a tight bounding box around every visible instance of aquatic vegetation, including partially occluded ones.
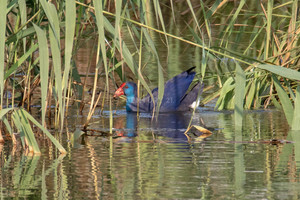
[0,0,299,154]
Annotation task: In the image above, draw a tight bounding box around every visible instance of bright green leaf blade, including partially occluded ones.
[4,44,38,79]
[0,107,13,119]
[153,0,168,46]
[7,0,18,13]
[48,3,63,130]
[235,62,245,126]
[2,117,12,135]
[21,108,67,154]
[265,0,273,59]
[39,0,58,40]
[245,80,257,109]
[257,64,300,80]
[12,111,25,148]
[0,0,7,107]
[18,0,27,52]
[292,85,300,130]
[272,75,294,126]
[220,0,245,46]
[33,23,49,126]
[63,0,76,87]
[142,28,164,115]
[61,0,76,131]
[93,0,108,72]
[17,109,41,154]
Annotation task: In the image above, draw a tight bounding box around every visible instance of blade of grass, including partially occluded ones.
[18,0,27,53]
[62,0,76,131]
[21,108,67,154]
[39,0,58,40]
[220,0,245,46]
[272,74,294,126]
[187,0,201,34]
[215,77,234,110]
[257,64,300,81]
[0,0,7,109]
[93,0,109,120]
[153,0,168,46]
[4,43,38,79]
[265,0,273,59]
[17,109,41,154]
[7,0,18,13]
[142,28,164,116]
[48,3,63,129]
[245,80,257,109]
[292,85,300,130]
[33,24,49,127]
[235,62,245,126]
[0,107,13,119]
[2,117,12,135]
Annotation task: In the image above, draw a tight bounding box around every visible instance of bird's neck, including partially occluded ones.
[126,94,137,112]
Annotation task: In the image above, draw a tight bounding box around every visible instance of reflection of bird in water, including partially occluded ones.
[114,112,202,142]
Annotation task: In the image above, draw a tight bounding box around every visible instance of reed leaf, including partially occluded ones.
[21,108,67,154]
[33,24,49,126]
[220,0,245,46]
[216,77,235,110]
[2,117,12,136]
[257,64,300,81]
[153,0,168,42]
[7,0,17,13]
[0,0,6,108]
[234,62,245,126]
[18,0,27,53]
[0,108,13,136]
[63,0,76,89]
[0,107,13,119]
[12,112,25,147]
[245,80,257,109]
[39,0,57,39]
[292,85,300,130]
[272,75,294,126]
[142,28,164,115]
[17,109,41,154]
[93,0,108,72]
[61,0,76,131]
[5,43,38,79]
[48,3,63,129]
[265,0,273,59]
[6,26,36,45]
[187,0,201,33]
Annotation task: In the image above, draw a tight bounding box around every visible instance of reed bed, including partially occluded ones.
[0,0,299,154]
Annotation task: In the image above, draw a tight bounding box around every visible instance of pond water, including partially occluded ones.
[2,106,300,199]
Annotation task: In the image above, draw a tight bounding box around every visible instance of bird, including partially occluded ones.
[113,67,202,112]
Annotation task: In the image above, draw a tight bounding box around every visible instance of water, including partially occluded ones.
[2,107,300,199]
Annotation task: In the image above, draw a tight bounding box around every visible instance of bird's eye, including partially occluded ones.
[124,85,129,89]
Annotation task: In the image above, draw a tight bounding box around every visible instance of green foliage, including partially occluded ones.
[0,0,300,154]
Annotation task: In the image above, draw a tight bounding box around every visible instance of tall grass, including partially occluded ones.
[0,0,299,154]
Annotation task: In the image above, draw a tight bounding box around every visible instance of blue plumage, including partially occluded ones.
[114,67,202,112]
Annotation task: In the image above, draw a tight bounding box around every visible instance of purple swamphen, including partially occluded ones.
[114,67,202,112]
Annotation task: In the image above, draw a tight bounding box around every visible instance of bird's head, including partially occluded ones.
[113,82,136,98]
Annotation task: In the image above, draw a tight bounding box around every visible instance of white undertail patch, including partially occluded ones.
[189,97,201,109]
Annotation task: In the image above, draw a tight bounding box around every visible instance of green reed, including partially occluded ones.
[0,0,300,154]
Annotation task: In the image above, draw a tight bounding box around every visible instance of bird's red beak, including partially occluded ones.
[113,83,126,98]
